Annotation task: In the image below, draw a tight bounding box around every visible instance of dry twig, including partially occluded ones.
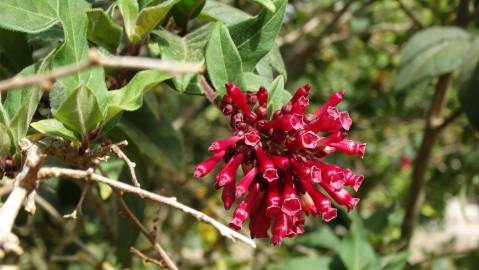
[37,167,256,248]
[116,192,177,270]
[130,247,166,268]
[110,141,140,187]
[0,48,204,93]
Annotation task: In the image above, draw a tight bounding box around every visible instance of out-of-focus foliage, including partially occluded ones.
[1,0,479,269]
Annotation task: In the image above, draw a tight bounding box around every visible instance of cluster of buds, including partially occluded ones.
[0,156,19,179]
[194,83,365,245]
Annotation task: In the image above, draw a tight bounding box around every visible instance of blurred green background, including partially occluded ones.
[1,0,479,269]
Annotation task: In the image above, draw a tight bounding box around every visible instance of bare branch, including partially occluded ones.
[111,141,140,187]
[116,192,177,270]
[0,139,47,257]
[396,0,423,29]
[199,75,217,105]
[37,167,256,248]
[0,48,204,93]
[130,247,166,268]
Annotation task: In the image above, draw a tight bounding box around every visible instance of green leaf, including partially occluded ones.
[257,45,286,80]
[268,75,291,113]
[206,23,243,95]
[296,226,341,251]
[267,257,333,270]
[200,0,251,25]
[53,85,103,137]
[118,0,140,42]
[229,0,287,71]
[3,65,43,152]
[338,214,378,270]
[30,119,79,142]
[116,93,185,172]
[135,0,181,42]
[0,0,58,33]
[0,123,11,156]
[380,252,409,270]
[171,0,206,29]
[236,72,270,91]
[87,9,123,53]
[153,24,211,91]
[54,0,108,109]
[106,70,174,120]
[395,27,474,91]
[249,0,276,12]
[459,40,479,130]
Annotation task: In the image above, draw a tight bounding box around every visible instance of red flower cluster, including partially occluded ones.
[194,83,365,245]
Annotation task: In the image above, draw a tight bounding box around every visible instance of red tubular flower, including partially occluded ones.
[195,83,365,245]
[282,174,301,216]
[330,139,366,159]
[235,167,259,198]
[222,181,236,210]
[226,83,256,120]
[311,90,345,119]
[249,202,270,239]
[266,180,282,217]
[208,136,242,152]
[229,183,261,230]
[215,153,244,188]
[271,213,289,245]
[194,150,226,178]
[255,146,279,182]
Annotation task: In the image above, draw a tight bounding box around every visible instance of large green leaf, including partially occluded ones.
[249,0,276,12]
[459,40,479,130]
[3,65,43,153]
[118,0,140,42]
[0,0,58,33]
[153,24,211,91]
[171,0,206,29]
[199,0,251,25]
[380,252,409,270]
[296,226,341,251]
[236,72,270,91]
[106,70,174,120]
[229,0,286,71]
[206,23,243,95]
[54,0,108,109]
[87,9,123,53]
[0,123,11,156]
[338,214,378,270]
[395,27,474,91]
[119,0,180,43]
[268,75,291,113]
[257,45,286,80]
[135,0,180,41]
[267,256,333,270]
[31,119,79,142]
[53,85,103,137]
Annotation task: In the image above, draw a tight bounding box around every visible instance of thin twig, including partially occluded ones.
[400,74,451,244]
[37,167,256,248]
[130,247,166,268]
[111,141,140,187]
[199,75,217,104]
[277,16,321,47]
[116,192,177,270]
[396,0,423,29]
[0,48,204,93]
[64,182,91,220]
